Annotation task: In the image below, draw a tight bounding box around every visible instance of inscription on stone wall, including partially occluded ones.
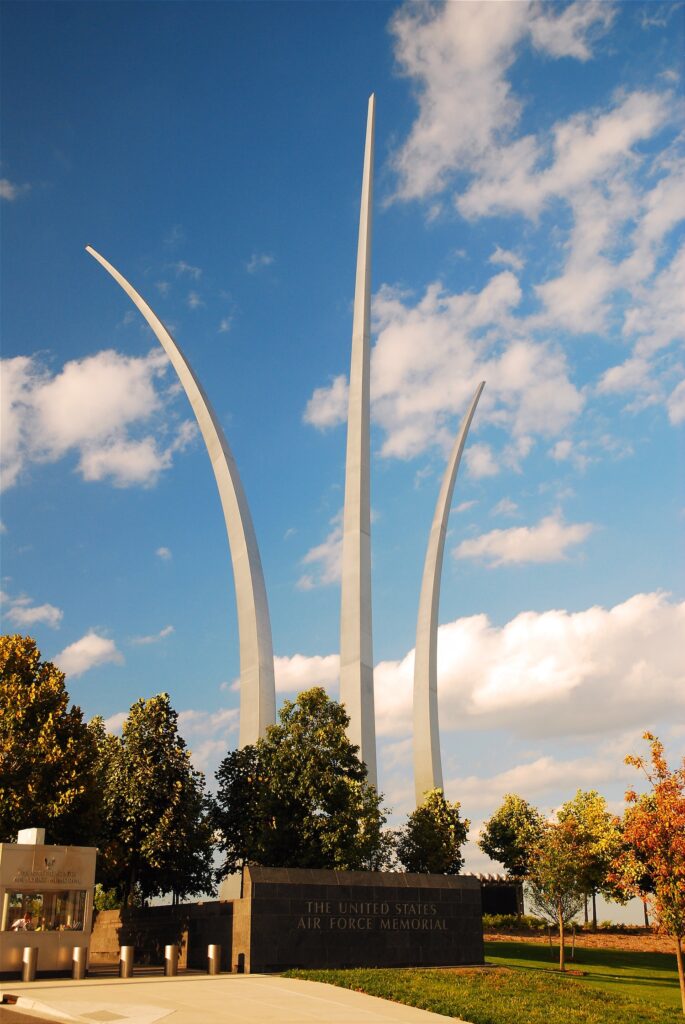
[296,900,448,932]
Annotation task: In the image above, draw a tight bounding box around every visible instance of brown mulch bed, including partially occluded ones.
[484,930,676,953]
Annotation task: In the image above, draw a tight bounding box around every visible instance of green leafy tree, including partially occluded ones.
[101,693,215,905]
[558,789,623,930]
[478,794,544,878]
[396,788,469,874]
[213,687,391,875]
[609,734,685,1013]
[526,818,593,972]
[0,634,100,844]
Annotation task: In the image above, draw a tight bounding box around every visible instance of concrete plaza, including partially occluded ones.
[1,973,470,1024]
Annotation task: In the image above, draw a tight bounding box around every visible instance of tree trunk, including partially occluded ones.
[126,864,138,908]
[674,936,685,1015]
[558,901,566,972]
[584,894,588,925]
[643,900,650,928]
[591,888,597,931]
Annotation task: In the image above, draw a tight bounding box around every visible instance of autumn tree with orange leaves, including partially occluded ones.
[610,733,685,1013]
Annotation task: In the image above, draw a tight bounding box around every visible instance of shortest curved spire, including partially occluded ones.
[413,382,485,805]
[86,245,276,746]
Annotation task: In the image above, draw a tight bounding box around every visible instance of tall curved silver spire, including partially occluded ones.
[86,245,276,746]
[340,95,377,786]
[413,382,485,804]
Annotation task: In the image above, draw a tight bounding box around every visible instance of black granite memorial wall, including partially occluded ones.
[232,866,484,973]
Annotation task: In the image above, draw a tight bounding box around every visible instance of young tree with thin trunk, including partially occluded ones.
[610,733,685,1013]
[558,789,623,931]
[526,818,592,972]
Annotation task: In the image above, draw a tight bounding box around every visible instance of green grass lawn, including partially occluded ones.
[484,938,681,1010]
[286,941,683,1024]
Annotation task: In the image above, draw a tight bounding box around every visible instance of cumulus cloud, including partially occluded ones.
[304,274,583,463]
[1,349,196,490]
[385,0,684,426]
[130,625,174,646]
[1,591,63,629]
[303,374,349,430]
[466,444,499,479]
[177,707,240,777]
[373,591,684,740]
[256,593,684,747]
[453,512,594,566]
[103,711,127,733]
[53,632,123,677]
[274,652,340,693]
[489,246,524,272]
[390,1,615,202]
[297,510,343,589]
[156,546,172,560]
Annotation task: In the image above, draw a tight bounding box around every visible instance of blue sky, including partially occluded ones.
[1,2,683,911]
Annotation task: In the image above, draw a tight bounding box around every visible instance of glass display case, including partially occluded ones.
[0,833,97,975]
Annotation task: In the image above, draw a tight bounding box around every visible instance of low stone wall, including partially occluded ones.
[233,866,484,973]
[89,901,233,971]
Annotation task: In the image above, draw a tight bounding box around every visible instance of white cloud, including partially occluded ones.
[667,379,685,425]
[390,1,615,202]
[297,510,343,589]
[305,273,583,461]
[455,500,477,514]
[187,291,205,310]
[1,590,63,629]
[156,546,172,561]
[103,711,127,733]
[491,497,518,517]
[387,0,683,420]
[465,443,499,479]
[1,348,196,490]
[0,178,29,201]
[246,252,275,274]
[303,374,348,430]
[218,317,233,334]
[130,625,174,646]
[262,592,684,747]
[274,652,339,693]
[454,512,594,566]
[53,632,123,677]
[173,261,202,280]
[373,591,685,740]
[489,246,523,272]
[177,707,240,777]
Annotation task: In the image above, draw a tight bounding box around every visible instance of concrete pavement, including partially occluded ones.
[1,973,470,1024]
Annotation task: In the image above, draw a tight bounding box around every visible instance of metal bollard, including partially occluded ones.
[207,943,221,975]
[164,944,179,977]
[119,945,134,978]
[22,946,38,983]
[72,946,88,980]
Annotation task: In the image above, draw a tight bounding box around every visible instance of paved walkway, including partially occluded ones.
[1,974,468,1024]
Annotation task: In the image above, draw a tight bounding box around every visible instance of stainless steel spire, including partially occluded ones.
[413,382,485,804]
[339,95,377,786]
[87,245,276,745]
